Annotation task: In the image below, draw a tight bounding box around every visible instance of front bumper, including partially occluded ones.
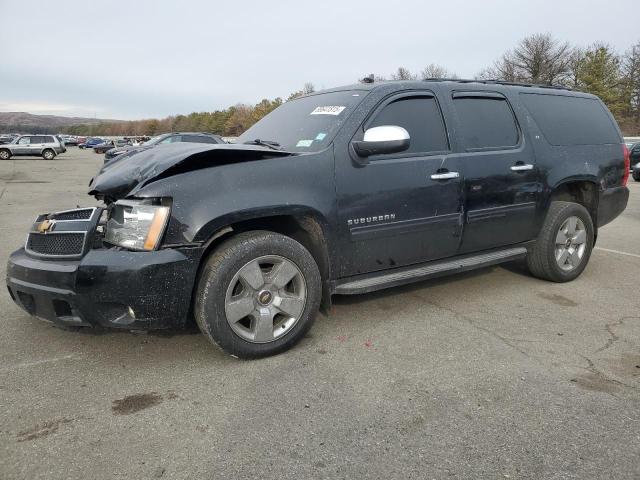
[7,246,204,329]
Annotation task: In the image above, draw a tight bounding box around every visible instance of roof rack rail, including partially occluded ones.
[421,78,572,91]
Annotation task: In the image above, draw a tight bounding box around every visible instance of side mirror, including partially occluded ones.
[352,125,410,158]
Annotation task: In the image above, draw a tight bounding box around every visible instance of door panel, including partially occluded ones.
[335,92,463,277]
[29,136,44,155]
[445,91,540,253]
[14,137,31,154]
[336,156,462,276]
[448,152,539,253]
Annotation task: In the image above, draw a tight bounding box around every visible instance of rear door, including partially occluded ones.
[335,91,463,276]
[29,136,45,155]
[444,90,540,253]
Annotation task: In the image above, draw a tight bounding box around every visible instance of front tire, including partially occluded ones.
[42,149,55,160]
[195,231,321,358]
[0,149,11,160]
[527,201,594,282]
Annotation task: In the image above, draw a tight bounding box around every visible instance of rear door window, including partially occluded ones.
[452,95,519,150]
[31,136,45,143]
[519,93,620,145]
[367,96,449,155]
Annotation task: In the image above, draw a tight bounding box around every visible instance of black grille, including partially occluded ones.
[51,208,94,221]
[27,232,85,256]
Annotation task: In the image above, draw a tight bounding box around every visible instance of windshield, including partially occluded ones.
[237,90,367,152]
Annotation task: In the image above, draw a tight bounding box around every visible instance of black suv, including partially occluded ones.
[6,80,629,358]
[103,132,224,162]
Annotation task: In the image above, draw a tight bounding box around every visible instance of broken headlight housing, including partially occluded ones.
[104,199,171,251]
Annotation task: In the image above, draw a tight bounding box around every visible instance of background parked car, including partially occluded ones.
[78,137,104,149]
[93,140,115,154]
[630,142,640,181]
[94,138,132,153]
[0,134,18,145]
[61,136,79,146]
[103,132,224,162]
[0,134,66,160]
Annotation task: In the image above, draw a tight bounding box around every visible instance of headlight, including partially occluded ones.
[105,199,171,251]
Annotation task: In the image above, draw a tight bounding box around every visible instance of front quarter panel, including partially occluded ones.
[134,148,336,248]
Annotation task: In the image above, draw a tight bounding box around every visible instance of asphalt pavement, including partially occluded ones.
[0,148,639,479]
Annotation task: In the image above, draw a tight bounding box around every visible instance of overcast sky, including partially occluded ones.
[1,0,638,120]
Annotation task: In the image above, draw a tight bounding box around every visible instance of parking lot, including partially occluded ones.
[0,148,638,479]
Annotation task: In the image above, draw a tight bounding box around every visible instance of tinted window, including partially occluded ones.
[44,136,55,143]
[453,97,519,149]
[520,93,620,146]
[31,136,45,143]
[368,96,448,154]
[182,135,218,144]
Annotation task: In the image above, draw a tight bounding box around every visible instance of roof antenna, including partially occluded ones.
[361,74,375,84]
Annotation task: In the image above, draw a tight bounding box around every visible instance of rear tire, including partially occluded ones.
[195,231,321,358]
[526,201,594,282]
[0,149,11,160]
[42,149,55,160]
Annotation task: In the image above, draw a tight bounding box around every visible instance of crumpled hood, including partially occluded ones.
[89,142,295,201]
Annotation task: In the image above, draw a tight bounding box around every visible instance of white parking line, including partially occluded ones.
[0,355,78,373]
[595,247,640,259]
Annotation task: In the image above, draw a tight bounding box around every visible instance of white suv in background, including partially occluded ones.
[0,135,67,160]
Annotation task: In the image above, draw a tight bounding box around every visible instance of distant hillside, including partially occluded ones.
[0,112,123,133]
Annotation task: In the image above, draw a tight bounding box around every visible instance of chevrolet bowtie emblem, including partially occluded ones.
[37,219,55,233]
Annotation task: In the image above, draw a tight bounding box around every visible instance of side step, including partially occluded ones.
[334,247,528,295]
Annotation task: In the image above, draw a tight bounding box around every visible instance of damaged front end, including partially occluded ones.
[7,204,202,329]
[7,143,297,330]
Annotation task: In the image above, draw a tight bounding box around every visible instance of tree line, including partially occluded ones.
[62,84,315,138]
[63,34,640,137]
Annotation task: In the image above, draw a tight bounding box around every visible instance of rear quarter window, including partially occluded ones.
[519,93,620,146]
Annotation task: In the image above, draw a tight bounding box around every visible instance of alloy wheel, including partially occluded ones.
[555,216,587,271]
[224,255,307,343]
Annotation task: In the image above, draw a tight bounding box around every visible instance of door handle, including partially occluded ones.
[510,164,534,171]
[430,171,460,180]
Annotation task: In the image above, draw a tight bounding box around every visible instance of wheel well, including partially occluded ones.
[550,180,599,236]
[198,214,332,312]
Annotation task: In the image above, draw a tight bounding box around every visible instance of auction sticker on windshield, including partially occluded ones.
[310,106,346,115]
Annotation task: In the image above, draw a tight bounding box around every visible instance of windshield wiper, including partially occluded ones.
[243,139,282,150]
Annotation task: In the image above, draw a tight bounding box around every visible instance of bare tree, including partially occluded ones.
[420,63,457,79]
[567,48,586,89]
[483,33,574,85]
[622,42,640,122]
[390,67,417,80]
